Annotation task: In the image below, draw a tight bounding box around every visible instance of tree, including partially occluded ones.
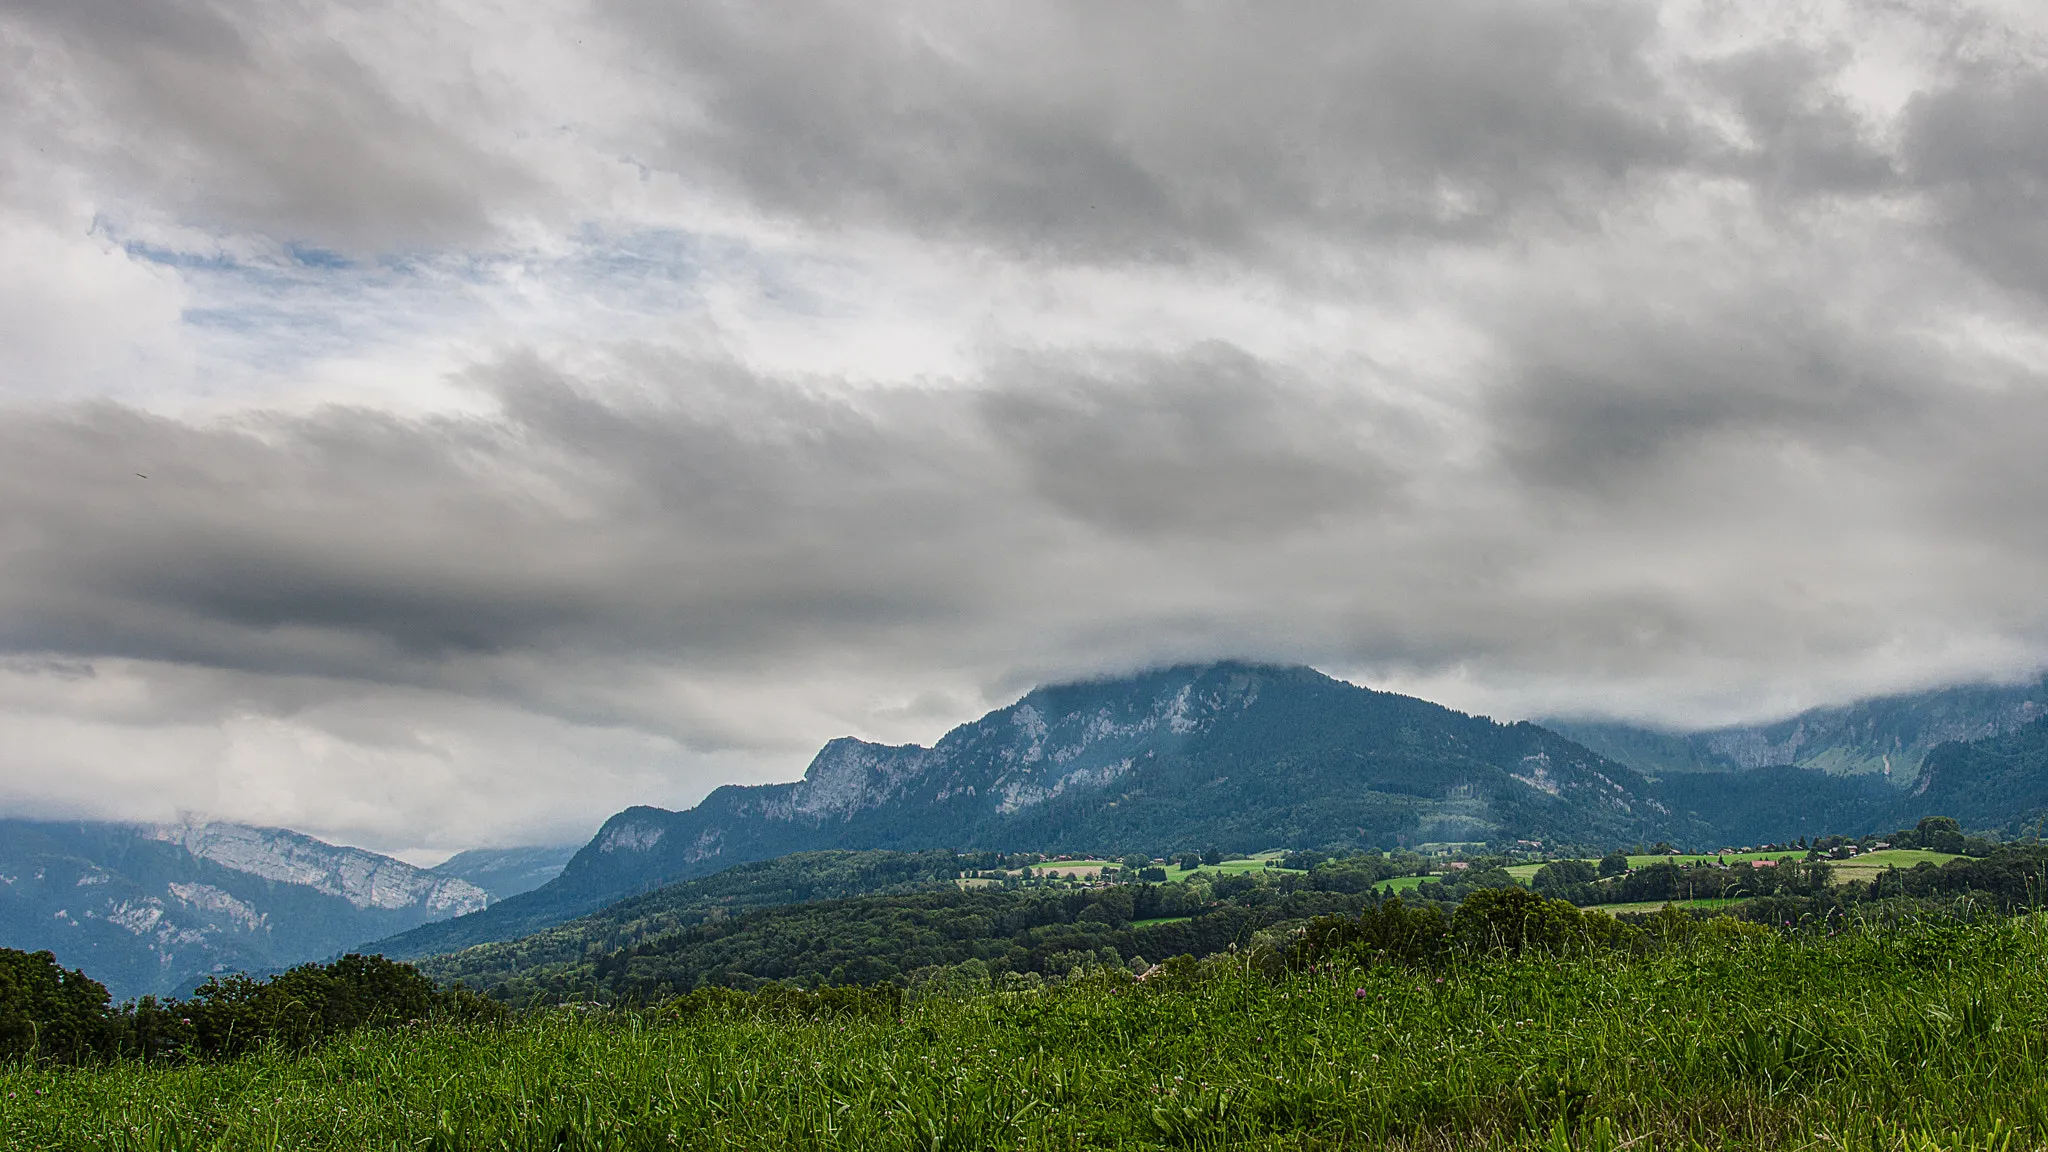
[1200,846,1224,866]
[1533,859,1597,895]
[1598,850,1630,877]
[0,949,112,1064]
[1916,816,1967,855]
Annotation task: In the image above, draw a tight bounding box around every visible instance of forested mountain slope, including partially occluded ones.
[1908,718,2048,837]
[402,849,971,969]
[374,663,1686,958]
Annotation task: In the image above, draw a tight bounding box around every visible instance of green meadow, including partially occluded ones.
[10,912,2048,1151]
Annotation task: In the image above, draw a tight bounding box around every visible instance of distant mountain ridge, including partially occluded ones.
[428,845,579,901]
[374,662,1692,958]
[0,819,489,1000]
[1547,676,2048,783]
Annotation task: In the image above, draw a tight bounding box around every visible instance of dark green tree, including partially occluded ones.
[0,949,112,1064]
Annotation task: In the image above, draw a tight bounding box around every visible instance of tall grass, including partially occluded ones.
[7,913,2048,1150]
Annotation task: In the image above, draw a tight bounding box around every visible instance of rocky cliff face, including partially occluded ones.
[0,819,491,1000]
[149,822,487,914]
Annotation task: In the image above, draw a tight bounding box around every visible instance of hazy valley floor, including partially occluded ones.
[7,914,2048,1151]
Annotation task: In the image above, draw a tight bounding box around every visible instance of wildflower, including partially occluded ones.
[1354,988,1369,999]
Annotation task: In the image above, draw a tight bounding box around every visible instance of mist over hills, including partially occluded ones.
[428,846,579,901]
[1546,677,2048,783]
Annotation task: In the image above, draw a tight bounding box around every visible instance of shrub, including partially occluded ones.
[1453,887,1623,957]
[1289,898,1452,970]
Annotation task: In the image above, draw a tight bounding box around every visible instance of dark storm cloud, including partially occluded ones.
[1698,42,1898,198]
[606,0,1704,257]
[0,366,1020,704]
[1903,68,2048,301]
[979,344,1400,536]
[1488,285,1937,493]
[3,0,526,248]
[5,305,2043,745]
[0,345,1436,724]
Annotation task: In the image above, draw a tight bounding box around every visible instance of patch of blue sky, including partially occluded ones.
[118,237,243,273]
[284,243,353,270]
[554,224,728,313]
[175,258,457,366]
[100,216,833,391]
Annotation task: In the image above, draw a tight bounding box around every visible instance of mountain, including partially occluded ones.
[1547,676,2048,783]
[1907,718,2048,838]
[429,845,580,901]
[373,662,1690,958]
[0,820,489,1000]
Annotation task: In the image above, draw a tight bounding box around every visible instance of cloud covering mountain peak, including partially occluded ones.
[0,0,2045,853]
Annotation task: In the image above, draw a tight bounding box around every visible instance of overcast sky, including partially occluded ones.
[3,0,2046,859]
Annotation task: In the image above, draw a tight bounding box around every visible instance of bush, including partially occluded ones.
[1453,887,1623,957]
[1290,898,1452,970]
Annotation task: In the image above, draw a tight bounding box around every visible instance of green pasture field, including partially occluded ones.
[1374,875,1430,893]
[1502,863,1546,882]
[1829,849,1962,883]
[1587,897,1752,916]
[12,915,2048,1151]
[1028,859,1118,879]
[1167,853,1296,880]
[1625,851,1796,869]
[1129,915,1194,929]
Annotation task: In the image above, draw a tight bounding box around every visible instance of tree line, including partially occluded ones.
[0,949,500,1066]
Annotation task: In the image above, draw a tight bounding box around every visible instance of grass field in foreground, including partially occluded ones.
[10,914,2048,1151]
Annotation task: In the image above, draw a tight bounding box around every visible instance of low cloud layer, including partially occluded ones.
[1,0,2045,853]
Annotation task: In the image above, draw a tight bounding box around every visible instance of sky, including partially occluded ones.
[3,0,2047,860]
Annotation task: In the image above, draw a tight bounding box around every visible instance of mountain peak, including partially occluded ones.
[502,662,1668,918]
